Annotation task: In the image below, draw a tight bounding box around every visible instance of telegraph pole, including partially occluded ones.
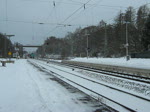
[71,40,74,57]
[126,22,130,61]
[104,22,107,56]
[86,34,90,59]
[87,35,89,59]
[121,13,130,61]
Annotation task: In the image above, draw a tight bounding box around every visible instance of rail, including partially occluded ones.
[28,59,150,112]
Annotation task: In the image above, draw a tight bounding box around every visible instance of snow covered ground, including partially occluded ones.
[1,58,150,112]
[70,57,150,69]
[0,59,100,112]
[31,59,150,112]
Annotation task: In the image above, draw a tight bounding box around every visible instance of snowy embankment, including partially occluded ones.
[70,58,150,69]
[0,59,97,112]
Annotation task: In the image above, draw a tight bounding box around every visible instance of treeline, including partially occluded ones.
[37,5,150,58]
[0,33,14,57]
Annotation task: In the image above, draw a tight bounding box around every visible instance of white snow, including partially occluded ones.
[31,59,150,112]
[70,57,150,69]
[0,59,97,112]
[1,58,150,112]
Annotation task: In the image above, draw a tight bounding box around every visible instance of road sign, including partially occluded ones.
[8,52,12,56]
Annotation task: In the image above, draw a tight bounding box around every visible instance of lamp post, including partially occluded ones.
[104,22,107,56]
[121,13,130,61]
[85,34,90,59]
[125,22,130,61]
[71,38,74,57]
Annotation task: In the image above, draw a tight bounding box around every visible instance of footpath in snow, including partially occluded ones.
[0,59,99,112]
[70,58,150,70]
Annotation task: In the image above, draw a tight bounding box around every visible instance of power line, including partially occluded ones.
[105,2,150,24]
[6,0,149,41]
[42,0,127,37]
[61,0,93,24]
[0,19,60,25]
[47,0,127,26]
[66,0,104,25]
[134,2,150,9]
[65,0,119,27]
[42,0,93,37]
[68,0,85,4]
[22,0,129,8]
[22,0,83,5]
[0,19,90,27]
[44,0,64,22]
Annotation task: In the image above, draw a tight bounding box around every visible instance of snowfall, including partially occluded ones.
[0,58,150,112]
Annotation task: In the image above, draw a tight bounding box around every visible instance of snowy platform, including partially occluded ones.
[64,58,150,77]
[0,59,107,112]
[69,58,150,69]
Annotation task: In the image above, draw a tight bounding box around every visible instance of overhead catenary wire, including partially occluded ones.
[3,0,149,42]
[68,0,85,4]
[0,19,90,27]
[42,0,127,38]
[61,0,93,24]
[52,0,101,26]
[66,0,104,25]
[44,0,64,22]
[45,0,128,29]
[42,0,93,37]
[22,0,129,8]
[0,19,60,25]
[22,0,88,5]
[134,2,150,9]
[5,0,126,25]
[103,2,150,24]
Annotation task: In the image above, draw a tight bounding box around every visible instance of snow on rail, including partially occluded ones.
[30,59,150,112]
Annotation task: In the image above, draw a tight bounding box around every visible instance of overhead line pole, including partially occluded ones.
[86,34,89,59]
[104,22,107,56]
[125,22,130,61]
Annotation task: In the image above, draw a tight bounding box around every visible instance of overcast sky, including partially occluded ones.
[0,0,150,51]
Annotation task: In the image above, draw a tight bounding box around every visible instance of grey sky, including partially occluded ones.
[0,0,150,51]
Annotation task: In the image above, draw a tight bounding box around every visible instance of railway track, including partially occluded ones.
[46,60,150,99]
[28,59,150,112]
[46,60,150,84]
[38,59,150,100]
